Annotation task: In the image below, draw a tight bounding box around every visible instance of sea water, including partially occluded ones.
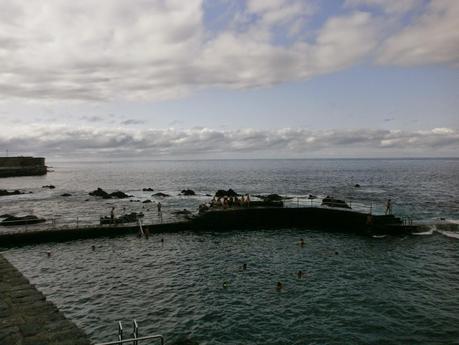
[1,159,458,344]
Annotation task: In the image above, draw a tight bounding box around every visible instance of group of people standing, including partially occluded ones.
[211,194,251,209]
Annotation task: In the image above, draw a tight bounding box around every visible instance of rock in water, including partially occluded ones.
[153,192,170,197]
[215,189,239,197]
[0,189,24,196]
[142,187,154,191]
[181,189,196,196]
[321,196,351,209]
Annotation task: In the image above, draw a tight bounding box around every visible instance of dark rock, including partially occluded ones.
[0,214,12,218]
[205,194,212,197]
[215,189,239,197]
[180,189,195,196]
[42,185,55,189]
[254,193,284,201]
[354,184,361,188]
[61,193,72,197]
[321,196,351,209]
[153,192,170,197]
[0,189,24,196]
[109,191,130,199]
[142,199,152,203]
[1,215,46,226]
[89,188,130,199]
[142,188,154,191]
[89,188,110,198]
[308,194,317,199]
[100,212,144,225]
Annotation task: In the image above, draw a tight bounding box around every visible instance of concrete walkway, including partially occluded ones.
[0,254,91,345]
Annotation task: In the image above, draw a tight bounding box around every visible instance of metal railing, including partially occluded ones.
[94,320,164,345]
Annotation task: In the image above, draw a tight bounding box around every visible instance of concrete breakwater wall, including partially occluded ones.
[0,207,416,248]
[0,254,91,345]
[0,156,47,177]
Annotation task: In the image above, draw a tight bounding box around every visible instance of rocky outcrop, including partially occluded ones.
[321,196,351,209]
[0,189,24,196]
[142,199,152,203]
[89,188,130,199]
[215,189,239,197]
[142,187,154,191]
[180,189,195,196]
[254,193,286,202]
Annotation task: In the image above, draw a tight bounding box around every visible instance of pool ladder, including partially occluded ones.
[94,320,164,345]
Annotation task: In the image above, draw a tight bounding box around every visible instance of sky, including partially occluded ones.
[0,0,458,159]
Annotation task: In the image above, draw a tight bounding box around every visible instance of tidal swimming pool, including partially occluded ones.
[4,229,459,345]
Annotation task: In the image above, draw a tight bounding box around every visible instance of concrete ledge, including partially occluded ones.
[0,254,92,345]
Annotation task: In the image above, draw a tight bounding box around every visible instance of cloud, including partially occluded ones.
[377,0,459,67]
[1,125,457,158]
[120,119,145,126]
[0,0,457,103]
[0,0,378,102]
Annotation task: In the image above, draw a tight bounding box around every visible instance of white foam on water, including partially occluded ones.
[372,235,387,238]
[436,230,459,239]
[412,225,435,236]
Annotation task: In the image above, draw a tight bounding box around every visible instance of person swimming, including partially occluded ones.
[242,263,247,271]
[297,270,304,279]
[276,281,283,291]
[300,238,305,247]
[223,281,228,288]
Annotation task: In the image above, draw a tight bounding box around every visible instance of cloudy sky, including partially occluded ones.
[0,0,458,159]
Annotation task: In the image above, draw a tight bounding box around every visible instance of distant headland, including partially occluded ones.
[0,156,47,178]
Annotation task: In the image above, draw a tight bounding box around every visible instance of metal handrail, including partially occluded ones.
[94,334,164,345]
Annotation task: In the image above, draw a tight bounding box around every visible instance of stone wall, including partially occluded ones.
[0,254,91,345]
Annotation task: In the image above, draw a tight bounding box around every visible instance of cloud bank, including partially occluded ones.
[2,126,457,159]
[0,0,457,102]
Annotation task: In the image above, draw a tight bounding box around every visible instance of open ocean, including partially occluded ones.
[1,159,458,344]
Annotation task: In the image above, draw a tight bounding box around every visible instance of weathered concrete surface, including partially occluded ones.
[0,254,91,345]
[0,156,47,178]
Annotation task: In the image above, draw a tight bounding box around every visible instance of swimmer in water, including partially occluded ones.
[300,238,305,247]
[297,270,304,279]
[91,245,96,251]
[47,251,51,257]
[242,263,247,271]
[223,281,228,289]
[276,282,283,291]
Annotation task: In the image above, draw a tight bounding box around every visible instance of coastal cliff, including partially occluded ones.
[0,156,47,178]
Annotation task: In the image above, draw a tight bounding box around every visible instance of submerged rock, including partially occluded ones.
[1,215,46,226]
[0,189,24,196]
[142,199,152,203]
[321,196,351,209]
[215,189,239,197]
[109,191,130,199]
[180,189,196,196]
[153,192,170,197]
[308,194,317,199]
[61,193,72,197]
[142,187,154,191]
[354,184,361,188]
[42,185,55,189]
